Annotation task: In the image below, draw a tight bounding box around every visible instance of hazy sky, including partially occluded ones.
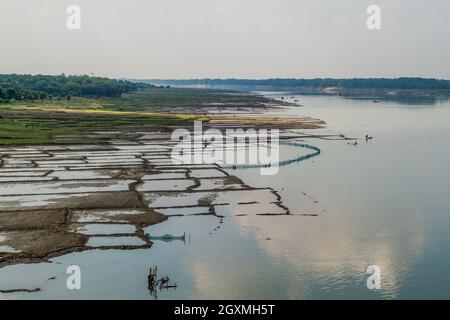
[1,0,449,79]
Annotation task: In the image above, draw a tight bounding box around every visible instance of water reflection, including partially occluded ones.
[227,94,450,299]
[2,95,449,299]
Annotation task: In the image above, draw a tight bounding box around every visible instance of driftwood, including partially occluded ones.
[148,266,158,294]
[148,266,177,298]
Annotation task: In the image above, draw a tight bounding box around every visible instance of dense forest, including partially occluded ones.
[0,74,150,103]
[149,78,450,90]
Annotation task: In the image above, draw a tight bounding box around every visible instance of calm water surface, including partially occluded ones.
[2,95,450,299]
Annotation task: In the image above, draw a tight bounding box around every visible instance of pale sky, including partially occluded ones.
[0,0,449,79]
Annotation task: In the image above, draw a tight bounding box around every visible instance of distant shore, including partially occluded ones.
[144,77,450,100]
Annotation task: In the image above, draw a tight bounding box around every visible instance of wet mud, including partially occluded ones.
[0,122,334,293]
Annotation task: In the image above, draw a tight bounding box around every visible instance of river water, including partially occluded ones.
[2,94,450,299]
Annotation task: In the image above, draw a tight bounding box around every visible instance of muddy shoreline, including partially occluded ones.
[0,109,332,294]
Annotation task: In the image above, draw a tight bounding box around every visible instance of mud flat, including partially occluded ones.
[0,115,334,294]
[0,136,290,267]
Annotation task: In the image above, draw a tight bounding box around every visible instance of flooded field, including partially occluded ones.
[0,120,331,297]
[1,94,450,299]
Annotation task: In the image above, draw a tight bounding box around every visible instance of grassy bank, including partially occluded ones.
[1,88,276,112]
[0,110,193,145]
[0,88,282,145]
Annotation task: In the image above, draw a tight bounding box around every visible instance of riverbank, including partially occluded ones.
[0,94,330,295]
[0,106,325,145]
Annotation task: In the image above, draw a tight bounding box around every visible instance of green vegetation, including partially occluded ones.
[2,88,273,112]
[149,77,450,90]
[0,118,79,145]
[0,74,150,103]
[0,113,187,145]
[0,86,276,144]
[3,96,102,109]
[101,88,270,111]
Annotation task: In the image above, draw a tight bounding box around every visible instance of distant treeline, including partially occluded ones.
[149,78,450,90]
[0,74,150,102]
